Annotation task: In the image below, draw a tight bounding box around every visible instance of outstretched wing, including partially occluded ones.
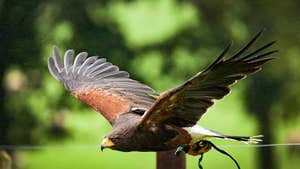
[140,30,277,127]
[48,47,158,125]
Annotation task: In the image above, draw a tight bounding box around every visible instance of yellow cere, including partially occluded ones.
[102,138,115,147]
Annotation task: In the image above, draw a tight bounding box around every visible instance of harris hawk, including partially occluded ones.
[48,30,277,168]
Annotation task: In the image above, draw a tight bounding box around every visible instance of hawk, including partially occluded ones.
[48,30,276,168]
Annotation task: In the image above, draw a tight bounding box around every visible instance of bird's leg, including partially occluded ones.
[175,144,205,169]
[187,140,241,169]
[188,140,212,156]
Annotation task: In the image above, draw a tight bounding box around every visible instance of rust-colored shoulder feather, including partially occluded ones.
[48,47,158,124]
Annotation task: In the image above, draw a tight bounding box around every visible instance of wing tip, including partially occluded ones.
[204,41,233,72]
[53,45,60,58]
[48,56,61,81]
[228,28,267,61]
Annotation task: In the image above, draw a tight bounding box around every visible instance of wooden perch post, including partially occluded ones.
[157,150,186,169]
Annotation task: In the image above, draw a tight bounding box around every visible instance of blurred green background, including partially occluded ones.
[1,0,300,169]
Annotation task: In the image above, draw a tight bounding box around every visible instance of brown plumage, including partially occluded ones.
[73,88,132,123]
[48,30,277,154]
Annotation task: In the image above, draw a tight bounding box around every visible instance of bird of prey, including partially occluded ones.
[48,30,276,168]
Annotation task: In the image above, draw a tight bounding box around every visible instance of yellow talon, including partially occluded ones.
[187,140,212,156]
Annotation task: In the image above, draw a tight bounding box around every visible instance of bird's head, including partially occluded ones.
[100,131,136,152]
[100,114,140,151]
[101,136,117,151]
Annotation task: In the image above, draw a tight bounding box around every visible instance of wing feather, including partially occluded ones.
[72,52,88,73]
[140,30,277,127]
[64,49,74,74]
[53,46,64,72]
[77,56,98,75]
[48,47,158,124]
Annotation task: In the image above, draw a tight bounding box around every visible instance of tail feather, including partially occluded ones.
[215,134,263,144]
[183,125,263,144]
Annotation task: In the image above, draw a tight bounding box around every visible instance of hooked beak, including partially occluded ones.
[100,144,105,152]
[101,138,115,151]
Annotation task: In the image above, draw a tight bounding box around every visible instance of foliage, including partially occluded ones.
[0,0,300,169]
